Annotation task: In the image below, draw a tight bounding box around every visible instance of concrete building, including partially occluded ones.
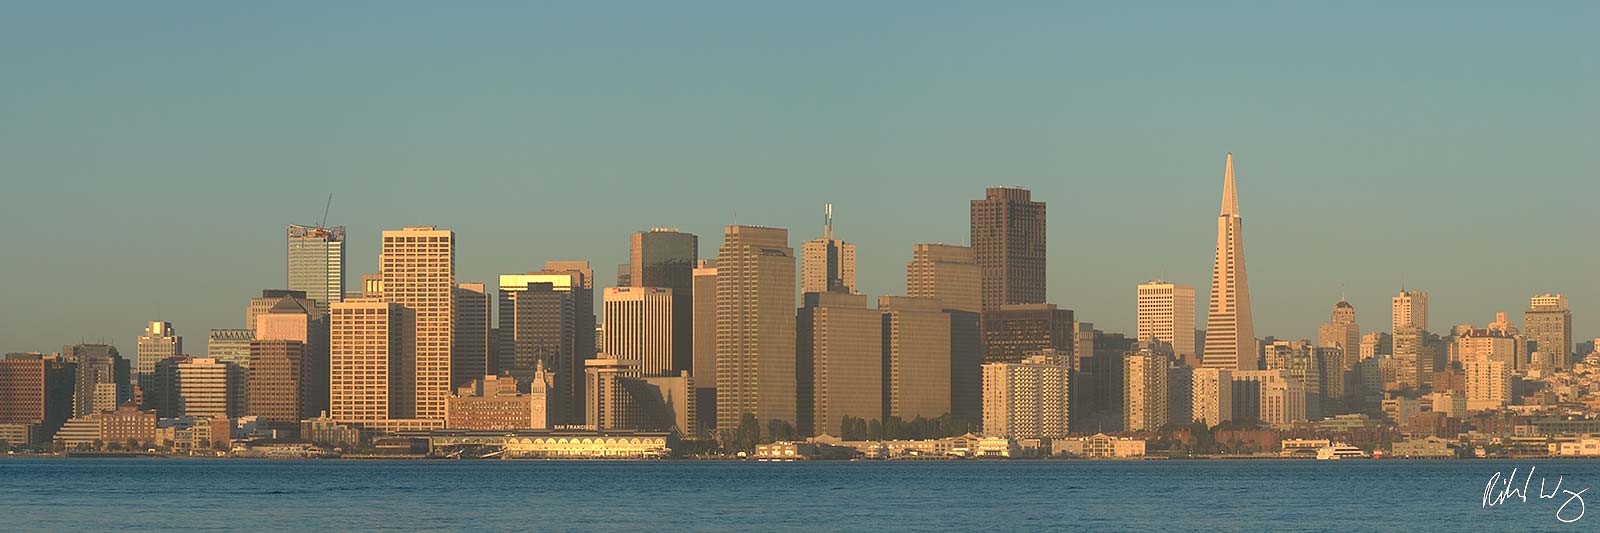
[247,290,321,335]
[247,340,312,427]
[880,296,952,422]
[498,262,596,425]
[175,357,242,419]
[67,344,129,416]
[1392,289,1429,334]
[981,355,1070,439]
[1463,359,1511,411]
[1123,351,1170,432]
[1317,299,1361,371]
[801,204,857,295]
[136,321,182,394]
[906,243,980,314]
[982,303,1074,363]
[691,259,717,431]
[1203,154,1257,371]
[1191,368,1234,427]
[796,292,882,437]
[1453,328,1519,368]
[715,226,797,430]
[445,373,552,431]
[627,228,698,374]
[329,298,410,422]
[380,225,456,420]
[602,287,676,376]
[1360,331,1391,359]
[287,224,345,315]
[452,283,490,389]
[1524,294,1572,370]
[1054,433,1148,458]
[1232,370,1306,428]
[1137,280,1197,367]
[971,187,1046,311]
[0,354,74,443]
[206,329,254,370]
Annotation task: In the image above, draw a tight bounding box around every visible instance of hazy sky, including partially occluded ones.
[2,3,1595,354]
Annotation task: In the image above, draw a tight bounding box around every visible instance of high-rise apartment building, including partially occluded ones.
[1392,290,1429,334]
[602,287,675,376]
[971,187,1046,311]
[981,355,1070,439]
[1523,294,1572,370]
[329,298,410,422]
[906,243,980,314]
[1123,351,1170,432]
[801,205,857,295]
[453,283,490,388]
[628,228,698,373]
[715,226,797,430]
[1191,368,1234,427]
[1463,359,1511,411]
[287,224,346,315]
[691,259,718,430]
[1137,280,1197,367]
[880,296,951,422]
[380,226,455,420]
[796,292,882,437]
[1203,154,1257,371]
[982,304,1074,363]
[137,321,182,391]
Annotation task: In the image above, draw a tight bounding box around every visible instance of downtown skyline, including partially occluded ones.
[1,3,1595,351]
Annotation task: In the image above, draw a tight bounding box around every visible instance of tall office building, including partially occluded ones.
[971,187,1046,311]
[801,204,857,295]
[628,228,698,373]
[796,292,882,437]
[329,298,410,422]
[1137,280,1197,367]
[0,354,75,443]
[1392,290,1429,333]
[380,226,455,420]
[906,243,981,314]
[247,290,320,335]
[880,296,951,422]
[1317,299,1361,372]
[136,321,182,394]
[287,224,346,315]
[247,340,311,426]
[602,287,675,376]
[715,226,797,430]
[982,304,1074,363]
[65,344,129,416]
[176,357,242,419]
[1191,368,1234,427]
[691,259,718,430]
[1523,294,1572,370]
[255,293,329,419]
[1203,154,1257,371]
[1123,351,1170,432]
[206,329,254,369]
[499,263,594,424]
[453,283,490,388]
[981,355,1070,439]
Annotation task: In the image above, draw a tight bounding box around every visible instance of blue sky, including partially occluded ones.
[1,2,1595,352]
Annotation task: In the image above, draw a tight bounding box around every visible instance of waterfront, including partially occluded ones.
[1,458,1595,531]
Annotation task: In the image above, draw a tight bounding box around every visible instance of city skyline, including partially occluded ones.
[2,4,1596,351]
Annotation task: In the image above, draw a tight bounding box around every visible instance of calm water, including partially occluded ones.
[1,458,1596,531]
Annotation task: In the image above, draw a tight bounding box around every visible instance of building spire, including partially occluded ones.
[823,203,834,241]
[1220,152,1240,217]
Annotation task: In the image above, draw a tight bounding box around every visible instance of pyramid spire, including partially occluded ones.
[1220,152,1240,217]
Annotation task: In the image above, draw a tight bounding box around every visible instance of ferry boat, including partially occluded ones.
[1316,443,1368,460]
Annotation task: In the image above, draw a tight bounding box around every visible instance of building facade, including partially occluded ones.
[800,204,857,295]
[1203,154,1257,371]
[1524,294,1572,370]
[602,287,676,377]
[715,226,797,430]
[380,226,455,420]
[796,293,882,437]
[971,187,1046,311]
[1137,280,1197,367]
[981,355,1070,439]
[287,224,346,315]
[329,298,409,422]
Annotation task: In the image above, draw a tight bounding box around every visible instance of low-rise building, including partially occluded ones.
[1053,433,1147,458]
[1392,436,1458,458]
[427,430,670,459]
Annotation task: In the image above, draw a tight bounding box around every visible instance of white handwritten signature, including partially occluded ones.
[1483,466,1587,523]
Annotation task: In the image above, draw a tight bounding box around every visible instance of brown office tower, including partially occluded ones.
[628,228,698,374]
[248,340,312,430]
[329,298,411,422]
[797,292,882,437]
[452,283,490,388]
[691,259,718,432]
[380,226,456,420]
[715,226,797,431]
[970,187,1046,311]
[498,261,596,425]
[880,296,952,423]
[1,354,75,444]
[255,295,329,418]
[905,243,983,426]
[983,304,1075,363]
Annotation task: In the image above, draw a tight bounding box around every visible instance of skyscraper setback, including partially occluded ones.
[287,224,346,315]
[801,204,856,295]
[1203,153,1257,371]
[971,187,1046,311]
[380,226,455,420]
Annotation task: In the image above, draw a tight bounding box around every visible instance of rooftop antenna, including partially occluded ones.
[823,203,834,241]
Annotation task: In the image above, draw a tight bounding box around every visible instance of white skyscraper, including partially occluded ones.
[287,224,346,315]
[1137,280,1197,367]
[602,287,676,377]
[1391,290,1429,333]
[1203,153,1257,371]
